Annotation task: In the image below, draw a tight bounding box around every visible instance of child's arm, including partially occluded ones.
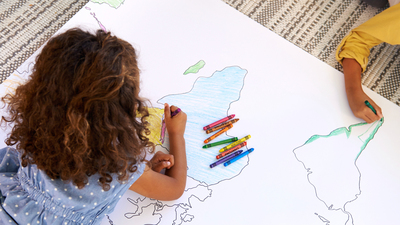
[342,58,383,123]
[129,103,187,201]
[336,4,400,122]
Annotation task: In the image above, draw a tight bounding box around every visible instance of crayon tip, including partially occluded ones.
[224,161,231,167]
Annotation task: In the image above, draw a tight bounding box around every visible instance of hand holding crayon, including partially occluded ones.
[164,103,187,136]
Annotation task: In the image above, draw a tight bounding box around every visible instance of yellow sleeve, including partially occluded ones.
[336,3,400,72]
[336,31,382,72]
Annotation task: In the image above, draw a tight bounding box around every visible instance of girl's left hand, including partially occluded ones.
[149,151,174,173]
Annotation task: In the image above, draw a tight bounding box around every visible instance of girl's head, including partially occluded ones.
[1,28,153,190]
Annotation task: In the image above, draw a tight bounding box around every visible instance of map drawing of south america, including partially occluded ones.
[293,119,383,225]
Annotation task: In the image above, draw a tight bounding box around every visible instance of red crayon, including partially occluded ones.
[216,142,247,159]
[204,124,233,143]
[205,118,239,134]
[203,114,235,130]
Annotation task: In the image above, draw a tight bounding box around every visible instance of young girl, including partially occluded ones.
[336,0,400,123]
[0,28,187,224]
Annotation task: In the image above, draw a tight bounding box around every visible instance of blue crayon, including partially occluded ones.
[210,150,243,168]
[224,148,254,167]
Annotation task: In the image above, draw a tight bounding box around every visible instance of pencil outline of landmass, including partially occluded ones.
[124,182,212,224]
[293,118,384,225]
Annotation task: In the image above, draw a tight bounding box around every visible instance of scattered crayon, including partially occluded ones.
[216,142,247,159]
[210,150,243,168]
[219,135,251,153]
[224,148,254,167]
[204,124,233,143]
[202,137,238,149]
[203,114,235,130]
[205,118,239,134]
[160,117,166,144]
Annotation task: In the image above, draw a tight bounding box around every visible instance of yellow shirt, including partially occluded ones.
[336,3,400,72]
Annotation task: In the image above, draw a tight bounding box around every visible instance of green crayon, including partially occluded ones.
[365,100,377,114]
[202,137,238,149]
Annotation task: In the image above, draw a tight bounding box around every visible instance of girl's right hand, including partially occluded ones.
[346,88,383,123]
[164,103,187,136]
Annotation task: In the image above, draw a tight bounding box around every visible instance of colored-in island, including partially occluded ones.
[183,60,205,75]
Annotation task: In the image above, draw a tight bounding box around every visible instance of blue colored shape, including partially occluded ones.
[158,66,248,185]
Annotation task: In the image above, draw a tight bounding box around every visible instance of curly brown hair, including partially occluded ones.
[1,28,154,191]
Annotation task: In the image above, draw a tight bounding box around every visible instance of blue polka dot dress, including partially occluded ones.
[0,147,145,225]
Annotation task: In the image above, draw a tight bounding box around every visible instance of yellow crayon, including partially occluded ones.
[204,124,233,143]
[219,135,251,152]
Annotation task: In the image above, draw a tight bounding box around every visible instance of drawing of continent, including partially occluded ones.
[293,118,384,224]
[122,65,249,225]
[158,65,249,185]
[123,178,211,225]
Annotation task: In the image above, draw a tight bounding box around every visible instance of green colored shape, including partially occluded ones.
[356,118,384,159]
[91,0,124,8]
[304,118,384,160]
[184,60,205,75]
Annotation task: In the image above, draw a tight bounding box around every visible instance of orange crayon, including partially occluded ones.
[205,118,239,134]
[216,142,247,159]
[204,124,233,143]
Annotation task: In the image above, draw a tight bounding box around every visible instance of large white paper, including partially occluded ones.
[1,0,400,224]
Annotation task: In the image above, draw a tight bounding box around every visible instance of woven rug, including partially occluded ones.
[0,0,89,82]
[222,0,400,106]
[1,0,399,106]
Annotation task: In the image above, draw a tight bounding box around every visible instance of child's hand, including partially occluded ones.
[342,58,383,123]
[346,88,383,123]
[164,103,187,136]
[149,151,174,173]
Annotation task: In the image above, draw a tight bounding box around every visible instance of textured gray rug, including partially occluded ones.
[222,0,400,106]
[0,0,89,82]
[1,0,399,106]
